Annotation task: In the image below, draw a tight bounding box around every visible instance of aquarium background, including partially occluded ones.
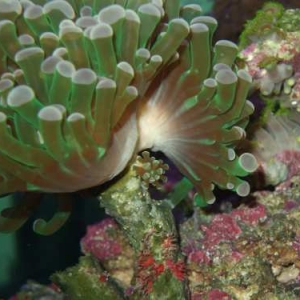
[0,194,104,298]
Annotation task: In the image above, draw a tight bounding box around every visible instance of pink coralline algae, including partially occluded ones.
[181,187,300,299]
[201,214,242,248]
[207,289,232,300]
[184,204,267,265]
[275,150,300,188]
[284,199,299,211]
[80,218,122,261]
[188,250,211,265]
[232,203,266,225]
[293,236,300,255]
[192,289,231,300]
[80,217,135,288]
[186,204,267,262]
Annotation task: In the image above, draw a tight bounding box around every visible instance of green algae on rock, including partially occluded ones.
[239,2,300,112]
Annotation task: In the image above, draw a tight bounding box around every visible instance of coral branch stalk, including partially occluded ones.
[100,168,188,299]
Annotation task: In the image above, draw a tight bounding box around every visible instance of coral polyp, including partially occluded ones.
[252,112,300,188]
[0,0,257,233]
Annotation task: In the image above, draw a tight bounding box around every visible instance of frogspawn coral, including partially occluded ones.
[0,0,257,234]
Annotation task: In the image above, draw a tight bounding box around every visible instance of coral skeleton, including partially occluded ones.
[0,0,257,234]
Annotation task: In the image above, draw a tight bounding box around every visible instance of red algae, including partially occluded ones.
[232,203,267,225]
[81,218,122,260]
[207,289,232,300]
[201,214,242,248]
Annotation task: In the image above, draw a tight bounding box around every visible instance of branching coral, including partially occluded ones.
[0,0,257,234]
[133,151,169,189]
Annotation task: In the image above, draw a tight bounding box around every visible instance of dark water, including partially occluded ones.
[0,195,104,298]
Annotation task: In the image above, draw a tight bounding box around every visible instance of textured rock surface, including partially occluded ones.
[213,0,299,42]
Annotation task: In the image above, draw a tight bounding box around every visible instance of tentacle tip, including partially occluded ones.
[239,153,259,173]
[215,39,238,49]
[237,69,252,83]
[215,69,237,85]
[194,193,208,207]
[236,181,250,197]
[32,218,48,235]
